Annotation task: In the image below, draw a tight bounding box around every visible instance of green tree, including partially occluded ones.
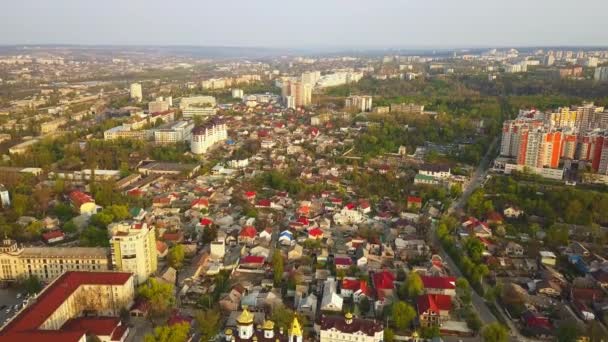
[144,322,190,342]
[456,278,472,305]
[402,271,424,299]
[420,325,440,339]
[138,279,175,324]
[556,321,581,342]
[52,203,75,221]
[195,309,221,341]
[358,296,371,315]
[272,250,284,286]
[20,275,42,294]
[63,220,78,234]
[481,322,509,342]
[391,301,416,331]
[168,245,185,269]
[12,194,30,217]
[384,328,395,342]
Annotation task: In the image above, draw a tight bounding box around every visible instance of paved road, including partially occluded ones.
[436,136,538,341]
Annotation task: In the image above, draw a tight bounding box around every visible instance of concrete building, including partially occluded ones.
[180,96,217,118]
[191,119,227,154]
[318,313,383,342]
[282,81,312,108]
[595,67,608,82]
[0,271,134,342]
[154,120,194,145]
[0,185,9,208]
[0,239,109,282]
[130,83,142,102]
[108,222,157,285]
[40,118,67,134]
[231,89,244,99]
[104,125,150,141]
[345,95,373,112]
[148,96,170,113]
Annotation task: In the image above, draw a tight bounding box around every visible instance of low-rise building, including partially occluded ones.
[318,313,384,342]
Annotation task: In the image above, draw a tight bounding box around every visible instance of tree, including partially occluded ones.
[270,305,307,334]
[63,220,78,234]
[556,321,582,342]
[391,301,416,331]
[272,250,284,286]
[168,245,185,269]
[465,310,482,333]
[456,278,472,305]
[53,203,75,221]
[138,279,175,324]
[32,186,53,217]
[20,275,42,294]
[358,296,371,315]
[384,328,395,342]
[144,323,190,342]
[481,323,509,342]
[464,237,484,262]
[420,325,440,339]
[12,194,29,217]
[402,271,424,299]
[195,309,221,341]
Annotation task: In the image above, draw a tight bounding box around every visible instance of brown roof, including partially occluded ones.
[319,315,383,336]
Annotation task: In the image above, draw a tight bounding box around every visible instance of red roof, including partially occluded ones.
[334,257,352,266]
[239,226,257,238]
[191,198,209,208]
[111,324,129,341]
[421,276,456,290]
[62,317,121,337]
[417,294,452,313]
[244,191,256,198]
[240,255,265,264]
[42,230,65,241]
[308,228,323,237]
[372,271,395,290]
[200,218,213,226]
[0,330,86,342]
[345,203,356,210]
[69,190,93,207]
[296,217,309,226]
[407,196,422,204]
[257,199,271,207]
[2,272,132,336]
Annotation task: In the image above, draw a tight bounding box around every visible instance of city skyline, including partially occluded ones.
[1,0,607,48]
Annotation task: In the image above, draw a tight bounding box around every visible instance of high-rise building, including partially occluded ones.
[595,66,608,82]
[130,83,143,102]
[345,95,373,112]
[190,119,227,155]
[108,221,157,285]
[148,96,170,113]
[301,71,321,86]
[282,81,312,108]
[0,184,9,208]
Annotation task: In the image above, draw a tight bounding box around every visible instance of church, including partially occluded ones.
[224,306,303,342]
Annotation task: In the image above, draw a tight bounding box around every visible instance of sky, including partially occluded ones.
[0,0,607,49]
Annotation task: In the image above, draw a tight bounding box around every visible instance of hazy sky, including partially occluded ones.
[1,0,606,48]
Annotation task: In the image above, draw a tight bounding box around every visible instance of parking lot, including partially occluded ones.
[0,287,32,326]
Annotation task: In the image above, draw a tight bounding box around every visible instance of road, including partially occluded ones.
[436,136,538,341]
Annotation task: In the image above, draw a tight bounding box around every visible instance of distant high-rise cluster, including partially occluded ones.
[500,103,608,173]
[345,95,373,112]
[281,80,312,109]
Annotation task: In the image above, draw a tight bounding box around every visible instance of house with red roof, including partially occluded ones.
[69,190,99,216]
[421,276,457,297]
[340,278,371,303]
[407,196,423,210]
[417,294,452,327]
[42,230,65,244]
[372,271,396,310]
[239,226,258,244]
[521,310,552,337]
[190,198,209,210]
[334,256,353,270]
[486,211,504,225]
[244,191,256,203]
[461,217,492,238]
[239,255,265,269]
[199,217,213,226]
[308,227,324,240]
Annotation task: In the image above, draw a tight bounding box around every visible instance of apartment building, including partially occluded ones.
[154,120,194,145]
[108,221,157,285]
[40,117,68,134]
[0,271,134,342]
[191,119,227,154]
[0,239,109,282]
[345,95,373,112]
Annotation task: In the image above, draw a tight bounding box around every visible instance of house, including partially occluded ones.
[278,230,294,245]
[417,294,452,327]
[536,280,562,297]
[239,226,258,244]
[461,217,492,238]
[539,251,557,266]
[486,211,504,225]
[421,276,457,297]
[372,271,396,310]
[156,241,168,258]
[69,190,100,215]
[244,191,256,203]
[288,244,303,261]
[341,278,371,303]
[190,198,209,210]
[321,278,343,312]
[318,313,384,342]
[407,196,423,210]
[308,228,324,240]
[259,228,272,242]
[42,230,65,244]
[571,287,605,321]
[419,164,451,179]
[239,255,265,269]
[334,256,353,270]
[505,241,524,257]
[521,310,552,337]
[219,285,245,312]
[503,206,524,219]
